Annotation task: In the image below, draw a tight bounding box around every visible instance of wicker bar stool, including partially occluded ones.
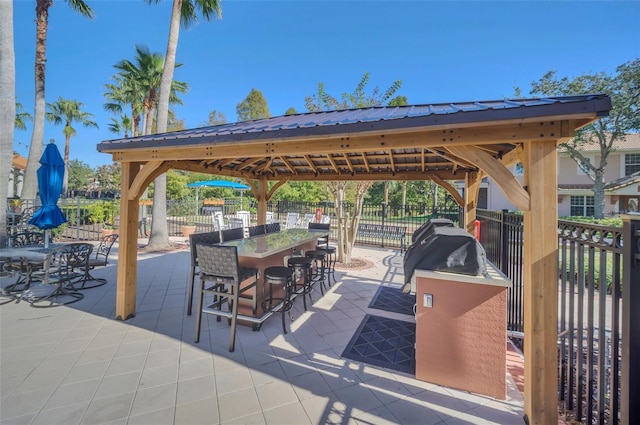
[287,256,314,310]
[262,266,295,334]
[304,250,328,295]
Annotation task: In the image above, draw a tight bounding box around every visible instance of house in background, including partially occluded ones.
[7,153,26,199]
[479,134,640,216]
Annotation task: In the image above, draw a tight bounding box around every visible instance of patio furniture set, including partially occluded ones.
[188,222,334,352]
[0,231,118,307]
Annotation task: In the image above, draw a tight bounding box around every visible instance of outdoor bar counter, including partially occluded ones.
[409,261,512,400]
[222,228,328,318]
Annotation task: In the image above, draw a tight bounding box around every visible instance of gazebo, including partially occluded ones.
[97,94,612,425]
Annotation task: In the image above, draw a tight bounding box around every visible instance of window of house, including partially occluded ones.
[625,154,640,176]
[577,157,593,176]
[570,196,595,216]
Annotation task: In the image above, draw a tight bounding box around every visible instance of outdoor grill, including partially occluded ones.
[403,225,487,286]
[411,218,455,245]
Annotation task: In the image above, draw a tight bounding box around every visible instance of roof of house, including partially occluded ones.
[12,153,27,169]
[605,171,640,191]
[559,133,640,153]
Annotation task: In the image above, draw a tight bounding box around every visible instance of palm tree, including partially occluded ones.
[113,45,187,136]
[22,0,95,200]
[46,97,98,195]
[104,74,143,137]
[15,101,33,130]
[0,0,16,244]
[107,114,132,138]
[144,0,222,250]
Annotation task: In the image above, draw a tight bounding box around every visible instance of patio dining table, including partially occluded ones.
[221,228,329,318]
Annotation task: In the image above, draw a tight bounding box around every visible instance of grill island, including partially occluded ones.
[402,224,511,400]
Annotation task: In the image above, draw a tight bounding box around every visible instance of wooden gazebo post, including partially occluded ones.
[523,140,559,424]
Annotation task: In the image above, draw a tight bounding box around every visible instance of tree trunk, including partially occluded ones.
[147,173,169,249]
[63,133,70,197]
[23,0,53,200]
[0,0,16,245]
[593,169,606,219]
[146,0,182,250]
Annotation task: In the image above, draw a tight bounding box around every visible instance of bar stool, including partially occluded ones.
[287,256,314,310]
[262,266,295,334]
[304,250,328,295]
[317,245,337,286]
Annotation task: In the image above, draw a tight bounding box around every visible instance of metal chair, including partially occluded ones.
[1,232,46,295]
[27,243,92,307]
[76,234,118,289]
[187,231,221,316]
[194,244,258,352]
[11,231,44,247]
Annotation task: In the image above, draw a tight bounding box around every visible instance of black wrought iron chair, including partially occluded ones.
[194,244,259,352]
[187,231,221,316]
[76,233,118,289]
[11,231,44,247]
[1,232,46,296]
[27,243,92,307]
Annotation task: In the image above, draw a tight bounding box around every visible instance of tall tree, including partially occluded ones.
[15,101,33,130]
[67,159,93,194]
[305,72,404,262]
[0,0,16,245]
[104,74,143,137]
[237,88,271,121]
[46,97,98,195]
[530,59,640,218]
[207,109,227,125]
[107,114,132,138]
[22,0,95,200]
[145,0,221,250]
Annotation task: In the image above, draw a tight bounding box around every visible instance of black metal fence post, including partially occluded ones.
[500,209,508,274]
[381,203,387,248]
[622,216,640,425]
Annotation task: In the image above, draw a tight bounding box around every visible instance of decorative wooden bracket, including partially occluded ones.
[448,145,530,211]
[127,161,170,200]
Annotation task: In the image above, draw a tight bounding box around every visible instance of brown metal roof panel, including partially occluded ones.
[97,94,611,151]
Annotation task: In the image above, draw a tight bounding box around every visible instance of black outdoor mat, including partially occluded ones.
[368,285,415,316]
[341,314,415,375]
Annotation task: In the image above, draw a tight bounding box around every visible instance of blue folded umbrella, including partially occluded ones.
[29,142,68,230]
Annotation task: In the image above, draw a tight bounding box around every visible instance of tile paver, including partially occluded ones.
[0,241,525,424]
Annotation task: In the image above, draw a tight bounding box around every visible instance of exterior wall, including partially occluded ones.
[483,145,640,215]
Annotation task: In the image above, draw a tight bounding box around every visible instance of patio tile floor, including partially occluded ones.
[1,241,525,425]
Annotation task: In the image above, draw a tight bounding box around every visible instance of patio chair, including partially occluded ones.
[76,233,118,289]
[221,227,244,242]
[11,231,44,247]
[2,232,46,294]
[27,243,92,307]
[194,243,258,352]
[248,224,266,237]
[187,231,221,316]
[285,212,299,229]
[265,222,281,233]
[212,211,226,232]
[227,217,244,230]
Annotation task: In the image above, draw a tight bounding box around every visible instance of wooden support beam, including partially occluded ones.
[108,121,570,162]
[464,171,482,235]
[431,175,464,207]
[116,161,141,321]
[448,145,530,211]
[522,140,559,425]
[267,179,289,199]
[255,177,268,224]
[127,160,168,200]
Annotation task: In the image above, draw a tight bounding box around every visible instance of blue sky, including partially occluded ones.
[12,0,640,168]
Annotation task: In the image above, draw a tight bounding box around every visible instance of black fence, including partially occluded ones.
[476,209,636,425]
